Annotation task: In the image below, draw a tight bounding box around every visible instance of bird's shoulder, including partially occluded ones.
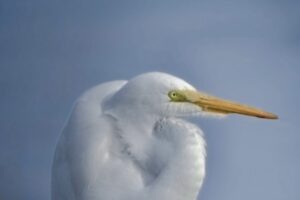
[53,80,148,199]
[65,80,127,130]
[61,80,128,153]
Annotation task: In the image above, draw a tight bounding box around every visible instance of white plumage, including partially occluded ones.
[51,72,277,200]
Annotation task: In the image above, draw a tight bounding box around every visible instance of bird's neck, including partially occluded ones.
[108,104,158,135]
[108,107,158,160]
[106,108,206,200]
[123,118,206,200]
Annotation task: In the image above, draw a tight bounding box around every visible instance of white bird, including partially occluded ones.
[51,72,277,200]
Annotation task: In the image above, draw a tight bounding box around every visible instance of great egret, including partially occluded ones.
[51,72,277,200]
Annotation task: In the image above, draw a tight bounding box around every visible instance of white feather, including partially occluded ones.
[52,72,207,200]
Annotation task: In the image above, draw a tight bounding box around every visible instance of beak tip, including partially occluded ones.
[271,115,279,120]
[261,113,278,120]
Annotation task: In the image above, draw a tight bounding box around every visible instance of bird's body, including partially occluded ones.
[52,72,277,200]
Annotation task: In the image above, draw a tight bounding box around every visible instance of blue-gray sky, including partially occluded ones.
[0,0,299,199]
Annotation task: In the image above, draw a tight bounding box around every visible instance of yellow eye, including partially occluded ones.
[168,90,186,102]
[170,91,177,98]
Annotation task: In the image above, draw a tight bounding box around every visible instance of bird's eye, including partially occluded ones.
[168,90,186,102]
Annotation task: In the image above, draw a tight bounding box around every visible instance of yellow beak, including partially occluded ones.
[185,90,278,119]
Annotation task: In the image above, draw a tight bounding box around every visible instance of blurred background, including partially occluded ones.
[0,0,299,199]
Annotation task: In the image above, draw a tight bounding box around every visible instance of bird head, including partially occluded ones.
[106,72,278,120]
